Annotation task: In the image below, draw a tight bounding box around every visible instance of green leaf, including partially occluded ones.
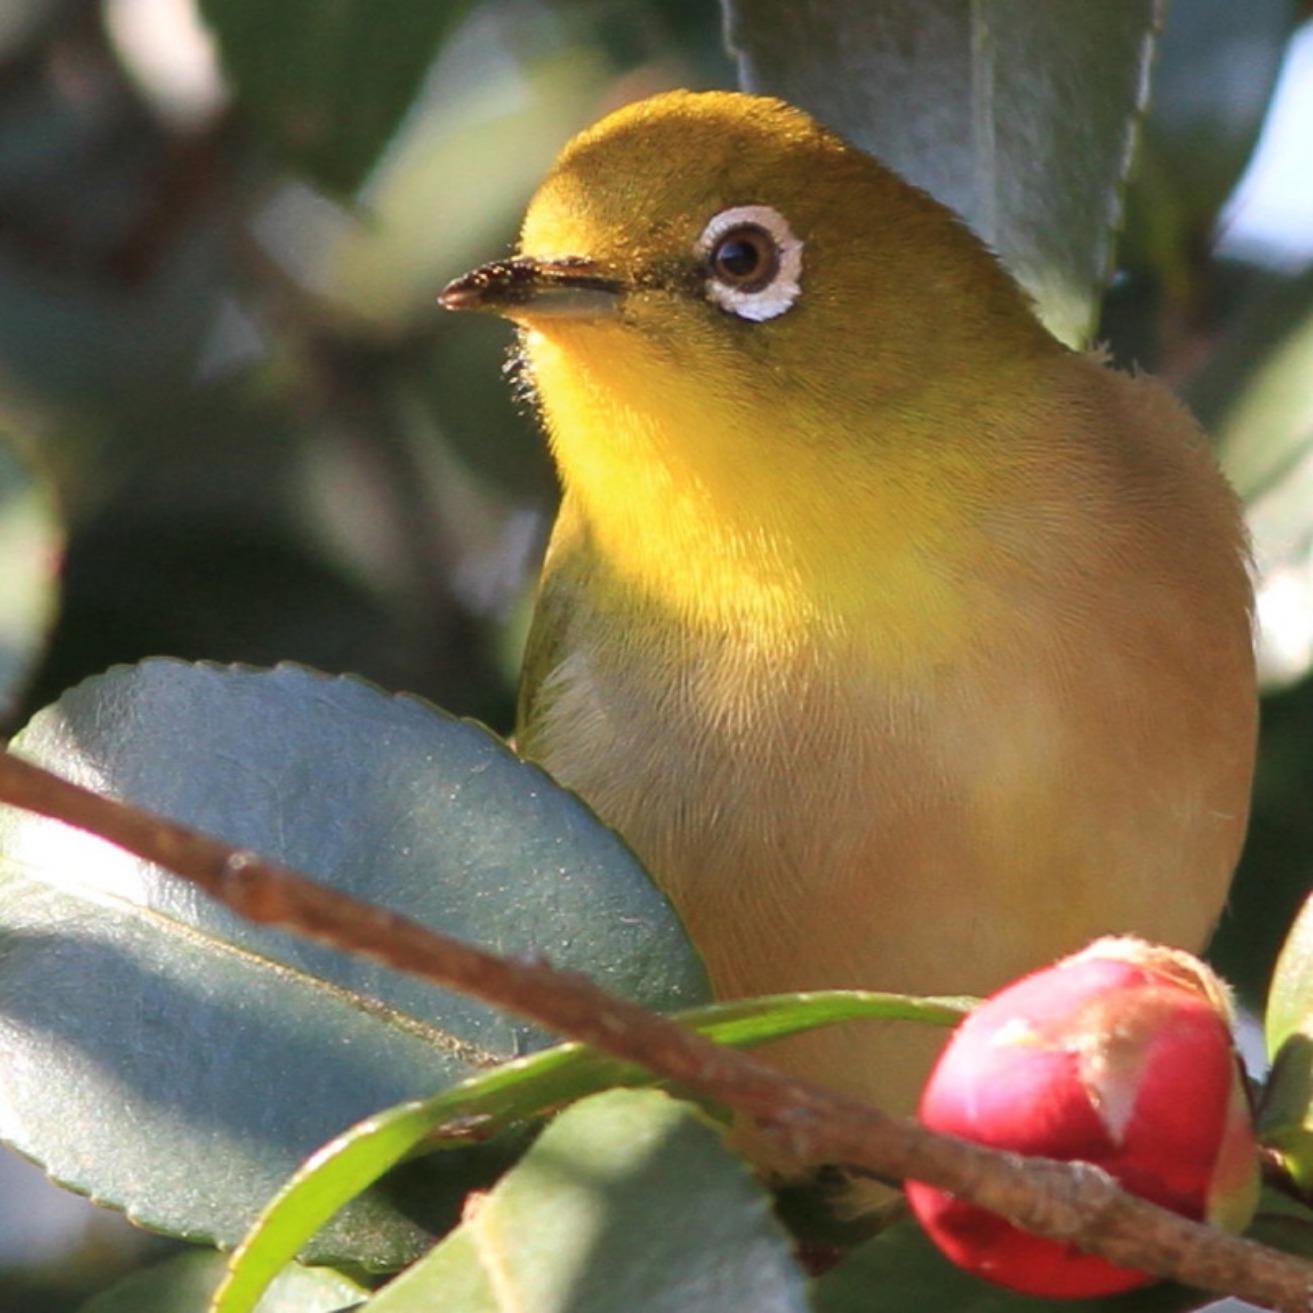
[689,987,971,1047]
[1140,0,1297,231]
[1258,892,1313,1187]
[0,660,706,1266]
[81,1249,366,1313]
[813,1216,1208,1313]
[216,1099,454,1313]
[1248,1189,1313,1262]
[361,1088,808,1313]
[724,0,1161,347]
[1249,1186,1313,1265]
[215,989,969,1313]
[0,433,61,718]
[1265,890,1313,1063]
[1115,1,1298,304]
[1257,1036,1313,1191]
[1188,266,1313,688]
[196,0,474,195]
[328,47,611,330]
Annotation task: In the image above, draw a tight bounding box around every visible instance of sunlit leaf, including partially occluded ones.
[362,1089,807,1313]
[0,660,705,1266]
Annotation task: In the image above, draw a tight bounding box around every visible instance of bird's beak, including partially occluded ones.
[440,256,622,321]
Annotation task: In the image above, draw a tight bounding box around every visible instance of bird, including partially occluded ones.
[441,89,1257,1135]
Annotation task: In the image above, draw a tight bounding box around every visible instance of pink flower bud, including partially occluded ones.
[905,937,1259,1297]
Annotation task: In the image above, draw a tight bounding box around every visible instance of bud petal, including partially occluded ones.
[905,937,1259,1297]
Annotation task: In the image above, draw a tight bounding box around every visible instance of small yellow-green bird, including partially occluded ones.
[442,91,1257,1127]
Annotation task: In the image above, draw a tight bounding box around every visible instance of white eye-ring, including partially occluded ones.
[695,205,803,322]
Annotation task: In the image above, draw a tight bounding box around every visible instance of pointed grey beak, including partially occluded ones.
[440,256,622,320]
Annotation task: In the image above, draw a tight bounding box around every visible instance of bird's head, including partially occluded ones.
[442,89,1051,421]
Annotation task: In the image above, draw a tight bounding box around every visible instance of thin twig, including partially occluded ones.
[0,747,1309,1311]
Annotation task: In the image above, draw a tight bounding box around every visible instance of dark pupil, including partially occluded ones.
[712,227,775,287]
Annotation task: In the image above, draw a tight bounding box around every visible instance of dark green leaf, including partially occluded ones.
[1248,1189,1313,1262]
[0,660,706,1265]
[362,1089,808,1313]
[1257,1032,1313,1190]
[197,0,474,195]
[813,1217,1210,1313]
[724,0,1161,347]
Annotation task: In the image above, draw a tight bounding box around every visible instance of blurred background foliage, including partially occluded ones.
[0,0,1312,1307]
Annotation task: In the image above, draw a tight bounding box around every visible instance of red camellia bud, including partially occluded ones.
[905,937,1259,1298]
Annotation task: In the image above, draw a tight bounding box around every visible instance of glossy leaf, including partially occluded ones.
[724,0,1161,347]
[362,1089,808,1313]
[0,660,706,1266]
[215,989,970,1313]
[197,0,474,195]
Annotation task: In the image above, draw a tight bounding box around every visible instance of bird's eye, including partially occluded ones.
[696,205,803,322]
[709,227,777,289]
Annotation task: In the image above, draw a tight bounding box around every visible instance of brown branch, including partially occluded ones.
[0,746,1309,1311]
